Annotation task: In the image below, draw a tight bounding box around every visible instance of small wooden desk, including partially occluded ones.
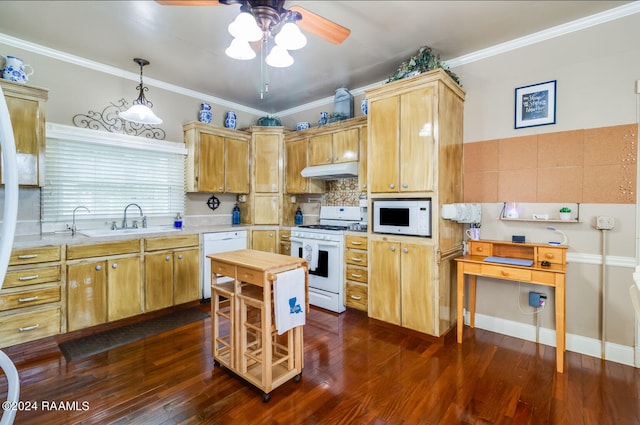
[455,240,568,373]
[208,249,308,401]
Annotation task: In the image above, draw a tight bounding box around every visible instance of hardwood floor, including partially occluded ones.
[2,304,639,424]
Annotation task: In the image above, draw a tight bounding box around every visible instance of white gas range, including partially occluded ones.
[290,206,364,313]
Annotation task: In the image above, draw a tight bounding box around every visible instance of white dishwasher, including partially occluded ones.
[202,230,247,299]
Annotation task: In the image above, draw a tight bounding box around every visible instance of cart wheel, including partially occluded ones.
[213,359,220,367]
[262,393,271,403]
[293,373,302,383]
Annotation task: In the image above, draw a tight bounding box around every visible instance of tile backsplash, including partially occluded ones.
[324,178,365,206]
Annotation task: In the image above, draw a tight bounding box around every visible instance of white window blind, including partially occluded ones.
[43,131,185,225]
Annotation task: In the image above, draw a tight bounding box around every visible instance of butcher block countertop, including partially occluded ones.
[207,249,307,275]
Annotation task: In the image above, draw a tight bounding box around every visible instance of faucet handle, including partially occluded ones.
[142,216,148,228]
[111,221,118,230]
[132,220,139,229]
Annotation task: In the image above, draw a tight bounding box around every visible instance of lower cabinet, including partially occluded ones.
[252,229,278,253]
[345,235,368,312]
[108,256,143,321]
[279,229,291,255]
[369,238,435,335]
[67,260,108,331]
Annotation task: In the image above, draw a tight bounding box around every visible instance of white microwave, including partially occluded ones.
[373,199,432,237]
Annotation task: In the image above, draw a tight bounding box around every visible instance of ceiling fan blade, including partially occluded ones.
[289,5,350,45]
[155,0,223,6]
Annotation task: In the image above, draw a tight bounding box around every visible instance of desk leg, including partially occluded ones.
[556,277,566,373]
[457,267,464,343]
[469,275,477,329]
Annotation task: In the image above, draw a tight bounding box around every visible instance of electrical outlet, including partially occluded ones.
[596,216,615,230]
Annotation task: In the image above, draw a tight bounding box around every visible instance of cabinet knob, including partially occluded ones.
[389,183,395,189]
[219,186,224,191]
[95,265,102,271]
[390,246,396,252]
[334,157,338,161]
[227,187,231,191]
[403,247,408,253]
[166,256,171,261]
[362,184,367,188]
[326,157,331,162]
[269,233,273,237]
[402,183,408,188]
[178,254,183,260]
[546,253,554,259]
[112,263,118,269]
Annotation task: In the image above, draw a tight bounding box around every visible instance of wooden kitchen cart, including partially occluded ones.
[208,249,308,401]
[455,240,567,373]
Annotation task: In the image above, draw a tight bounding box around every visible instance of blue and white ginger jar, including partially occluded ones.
[225,111,237,129]
[318,111,328,126]
[199,102,212,124]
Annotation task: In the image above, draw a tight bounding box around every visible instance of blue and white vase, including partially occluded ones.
[1,55,34,83]
[318,111,328,126]
[361,98,368,116]
[296,121,310,131]
[225,111,237,129]
[199,102,212,124]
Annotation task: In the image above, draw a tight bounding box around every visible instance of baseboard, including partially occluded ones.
[464,310,636,367]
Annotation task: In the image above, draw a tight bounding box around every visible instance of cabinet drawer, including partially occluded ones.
[537,247,565,265]
[346,282,368,311]
[237,266,263,286]
[67,239,140,259]
[210,260,236,280]
[346,249,368,266]
[279,230,291,242]
[10,245,60,265]
[346,266,367,284]
[480,264,531,282]
[0,307,60,348]
[346,235,367,249]
[469,242,492,256]
[144,234,199,251]
[0,287,60,312]
[4,265,61,288]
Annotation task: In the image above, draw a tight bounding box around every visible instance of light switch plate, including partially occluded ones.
[596,216,615,230]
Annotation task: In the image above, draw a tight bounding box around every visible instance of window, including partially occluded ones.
[43,124,186,230]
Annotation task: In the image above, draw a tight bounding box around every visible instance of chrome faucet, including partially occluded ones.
[122,203,143,229]
[71,206,90,236]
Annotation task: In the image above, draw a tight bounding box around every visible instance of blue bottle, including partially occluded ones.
[295,207,303,225]
[232,203,241,225]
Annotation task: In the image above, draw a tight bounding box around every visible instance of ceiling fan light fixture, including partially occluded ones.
[265,45,294,68]
[225,38,257,60]
[228,12,262,42]
[118,58,163,125]
[274,22,307,50]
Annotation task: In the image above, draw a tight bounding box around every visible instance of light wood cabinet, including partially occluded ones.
[67,260,107,331]
[252,229,278,253]
[0,245,62,348]
[369,238,434,334]
[358,125,368,191]
[309,128,358,165]
[252,129,281,193]
[107,256,142,321]
[284,138,324,194]
[345,235,368,312]
[144,234,200,311]
[183,122,250,193]
[0,79,48,187]
[253,194,280,225]
[279,229,291,255]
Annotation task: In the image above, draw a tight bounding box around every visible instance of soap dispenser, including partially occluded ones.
[232,203,241,225]
[295,207,303,226]
[174,212,183,229]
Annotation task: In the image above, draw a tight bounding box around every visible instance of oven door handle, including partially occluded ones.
[290,237,341,248]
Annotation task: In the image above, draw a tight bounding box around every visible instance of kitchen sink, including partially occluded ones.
[79,226,181,238]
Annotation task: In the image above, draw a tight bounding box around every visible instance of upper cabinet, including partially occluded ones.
[0,79,48,187]
[284,136,325,194]
[252,128,282,193]
[309,127,358,165]
[367,70,464,194]
[183,122,250,193]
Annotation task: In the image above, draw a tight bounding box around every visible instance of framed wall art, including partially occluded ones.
[514,80,556,129]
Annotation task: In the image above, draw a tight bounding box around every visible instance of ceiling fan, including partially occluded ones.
[155,0,350,46]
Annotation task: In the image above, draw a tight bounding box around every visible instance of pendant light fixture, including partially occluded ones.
[118,58,163,125]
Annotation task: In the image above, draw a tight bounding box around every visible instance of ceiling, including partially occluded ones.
[0,1,633,114]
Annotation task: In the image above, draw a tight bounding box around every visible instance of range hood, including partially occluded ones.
[301,161,358,180]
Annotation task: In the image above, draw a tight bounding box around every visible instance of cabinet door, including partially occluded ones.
[145,252,174,311]
[67,261,107,331]
[368,239,401,325]
[309,133,333,166]
[285,139,308,194]
[400,243,434,334]
[369,96,400,193]
[225,137,249,193]
[199,133,225,192]
[252,230,277,253]
[253,194,279,225]
[107,256,142,321]
[400,86,435,192]
[332,128,359,163]
[358,125,368,191]
[3,94,41,186]
[254,133,280,193]
[174,248,200,304]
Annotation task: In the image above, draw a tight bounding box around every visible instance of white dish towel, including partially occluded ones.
[274,267,306,335]
[303,241,319,271]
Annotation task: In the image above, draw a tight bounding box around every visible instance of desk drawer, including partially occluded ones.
[237,266,263,286]
[211,260,236,280]
[346,267,367,284]
[346,249,368,266]
[469,242,492,256]
[4,265,61,288]
[0,287,60,312]
[481,264,531,281]
[537,247,565,265]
